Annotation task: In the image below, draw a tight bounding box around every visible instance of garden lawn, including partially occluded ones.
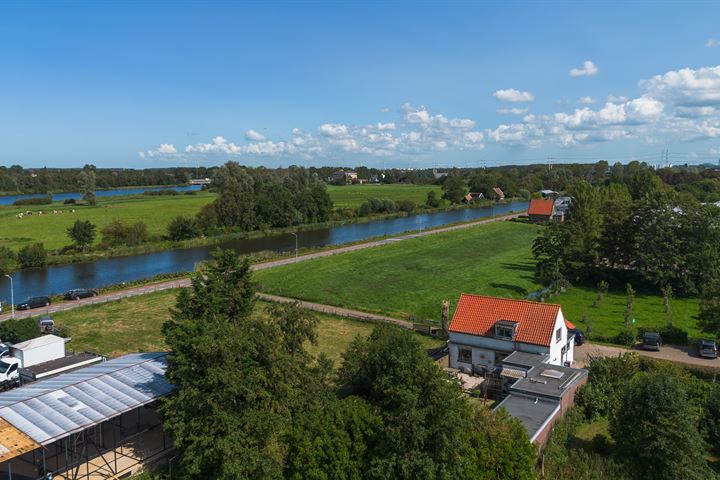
[327,184,441,209]
[0,192,217,251]
[555,285,702,339]
[49,289,440,362]
[255,221,543,322]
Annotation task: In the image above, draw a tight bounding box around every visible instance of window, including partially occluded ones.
[458,348,472,363]
[495,320,517,340]
[556,327,562,343]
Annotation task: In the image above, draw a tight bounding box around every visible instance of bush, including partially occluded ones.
[426,190,440,208]
[63,198,77,205]
[637,324,688,345]
[167,216,202,241]
[13,194,52,206]
[0,246,15,275]
[17,243,47,269]
[613,330,636,346]
[518,189,531,201]
[0,317,39,343]
[101,219,149,247]
[358,198,396,216]
[397,199,416,213]
[183,190,197,195]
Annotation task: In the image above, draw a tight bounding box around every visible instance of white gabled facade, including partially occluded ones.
[448,299,574,371]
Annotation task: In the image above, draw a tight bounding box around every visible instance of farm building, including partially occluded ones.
[527,198,555,223]
[0,352,173,479]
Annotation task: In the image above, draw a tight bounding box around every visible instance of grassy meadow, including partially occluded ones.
[254,220,706,342]
[255,221,544,322]
[0,192,217,251]
[50,289,440,361]
[327,184,441,209]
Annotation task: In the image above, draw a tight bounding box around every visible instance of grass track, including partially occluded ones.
[51,289,440,362]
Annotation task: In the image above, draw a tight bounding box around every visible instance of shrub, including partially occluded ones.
[613,330,636,346]
[426,190,440,208]
[0,317,39,343]
[17,243,47,269]
[518,189,531,201]
[167,216,202,241]
[397,199,416,213]
[13,194,52,206]
[358,198,396,216]
[637,324,688,345]
[63,198,77,205]
[183,190,197,195]
[0,246,15,275]
[101,219,149,247]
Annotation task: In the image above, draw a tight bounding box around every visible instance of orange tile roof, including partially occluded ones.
[449,294,562,347]
[528,198,554,216]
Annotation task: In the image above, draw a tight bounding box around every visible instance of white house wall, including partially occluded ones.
[449,309,574,369]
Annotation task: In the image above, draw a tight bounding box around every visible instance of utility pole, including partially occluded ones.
[4,274,14,319]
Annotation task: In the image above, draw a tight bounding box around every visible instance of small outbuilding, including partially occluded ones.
[528,199,555,223]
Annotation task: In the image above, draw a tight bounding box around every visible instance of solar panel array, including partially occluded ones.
[0,352,172,445]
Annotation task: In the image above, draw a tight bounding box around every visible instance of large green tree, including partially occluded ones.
[609,372,714,480]
[67,220,97,250]
[161,250,325,479]
[441,175,468,204]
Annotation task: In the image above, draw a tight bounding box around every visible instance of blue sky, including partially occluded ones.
[2,1,720,169]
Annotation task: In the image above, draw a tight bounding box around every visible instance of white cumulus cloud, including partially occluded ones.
[245,129,266,141]
[569,60,599,77]
[496,107,529,115]
[707,39,720,48]
[578,96,597,104]
[493,88,535,102]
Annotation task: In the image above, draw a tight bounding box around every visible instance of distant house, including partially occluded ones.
[448,294,575,370]
[469,192,485,201]
[540,189,559,199]
[492,187,505,201]
[552,196,572,221]
[330,170,358,184]
[461,194,474,204]
[432,168,447,180]
[528,199,555,223]
[190,178,212,185]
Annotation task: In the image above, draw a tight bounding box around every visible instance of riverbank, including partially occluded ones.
[3,196,521,272]
[0,210,524,318]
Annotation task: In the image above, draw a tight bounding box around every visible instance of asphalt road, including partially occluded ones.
[0,212,521,322]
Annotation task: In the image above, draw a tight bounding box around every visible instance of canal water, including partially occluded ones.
[0,185,202,206]
[0,201,528,302]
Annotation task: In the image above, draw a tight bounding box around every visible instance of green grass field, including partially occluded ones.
[327,184,441,209]
[555,285,702,339]
[255,220,706,341]
[255,221,544,321]
[0,192,217,251]
[51,289,440,361]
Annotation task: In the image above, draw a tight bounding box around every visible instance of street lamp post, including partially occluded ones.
[290,232,298,261]
[4,274,14,319]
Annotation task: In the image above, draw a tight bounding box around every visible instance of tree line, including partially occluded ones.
[0,165,212,194]
[159,250,536,480]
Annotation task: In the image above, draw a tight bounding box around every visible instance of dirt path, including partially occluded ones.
[0,213,521,322]
[257,293,415,329]
[574,342,720,370]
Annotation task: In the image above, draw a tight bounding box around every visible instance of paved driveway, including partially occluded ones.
[575,341,720,370]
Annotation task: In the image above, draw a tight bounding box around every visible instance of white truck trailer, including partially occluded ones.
[9,334,65,368]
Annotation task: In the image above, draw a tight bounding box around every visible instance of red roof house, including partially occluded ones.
[448,294,574,369]
[527,199,555,223]
[492,187,505,200]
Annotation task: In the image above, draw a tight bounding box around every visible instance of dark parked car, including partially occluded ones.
[569,328,585,346]
[642,332,662,351]
[698,339,718,359]
[16,296,51,310]
[63,288,98,301]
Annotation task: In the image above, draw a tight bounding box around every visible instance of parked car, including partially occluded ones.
[16,296,51,310]
[37,315,55,334]
[698,339,718,359]
[569,328,585,346]
[63,288,98,300]
[642,332,662,351]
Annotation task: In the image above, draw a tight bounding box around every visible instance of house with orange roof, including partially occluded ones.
[448,294,575,370]
[492,187,505,200]
[527,198,555,223]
